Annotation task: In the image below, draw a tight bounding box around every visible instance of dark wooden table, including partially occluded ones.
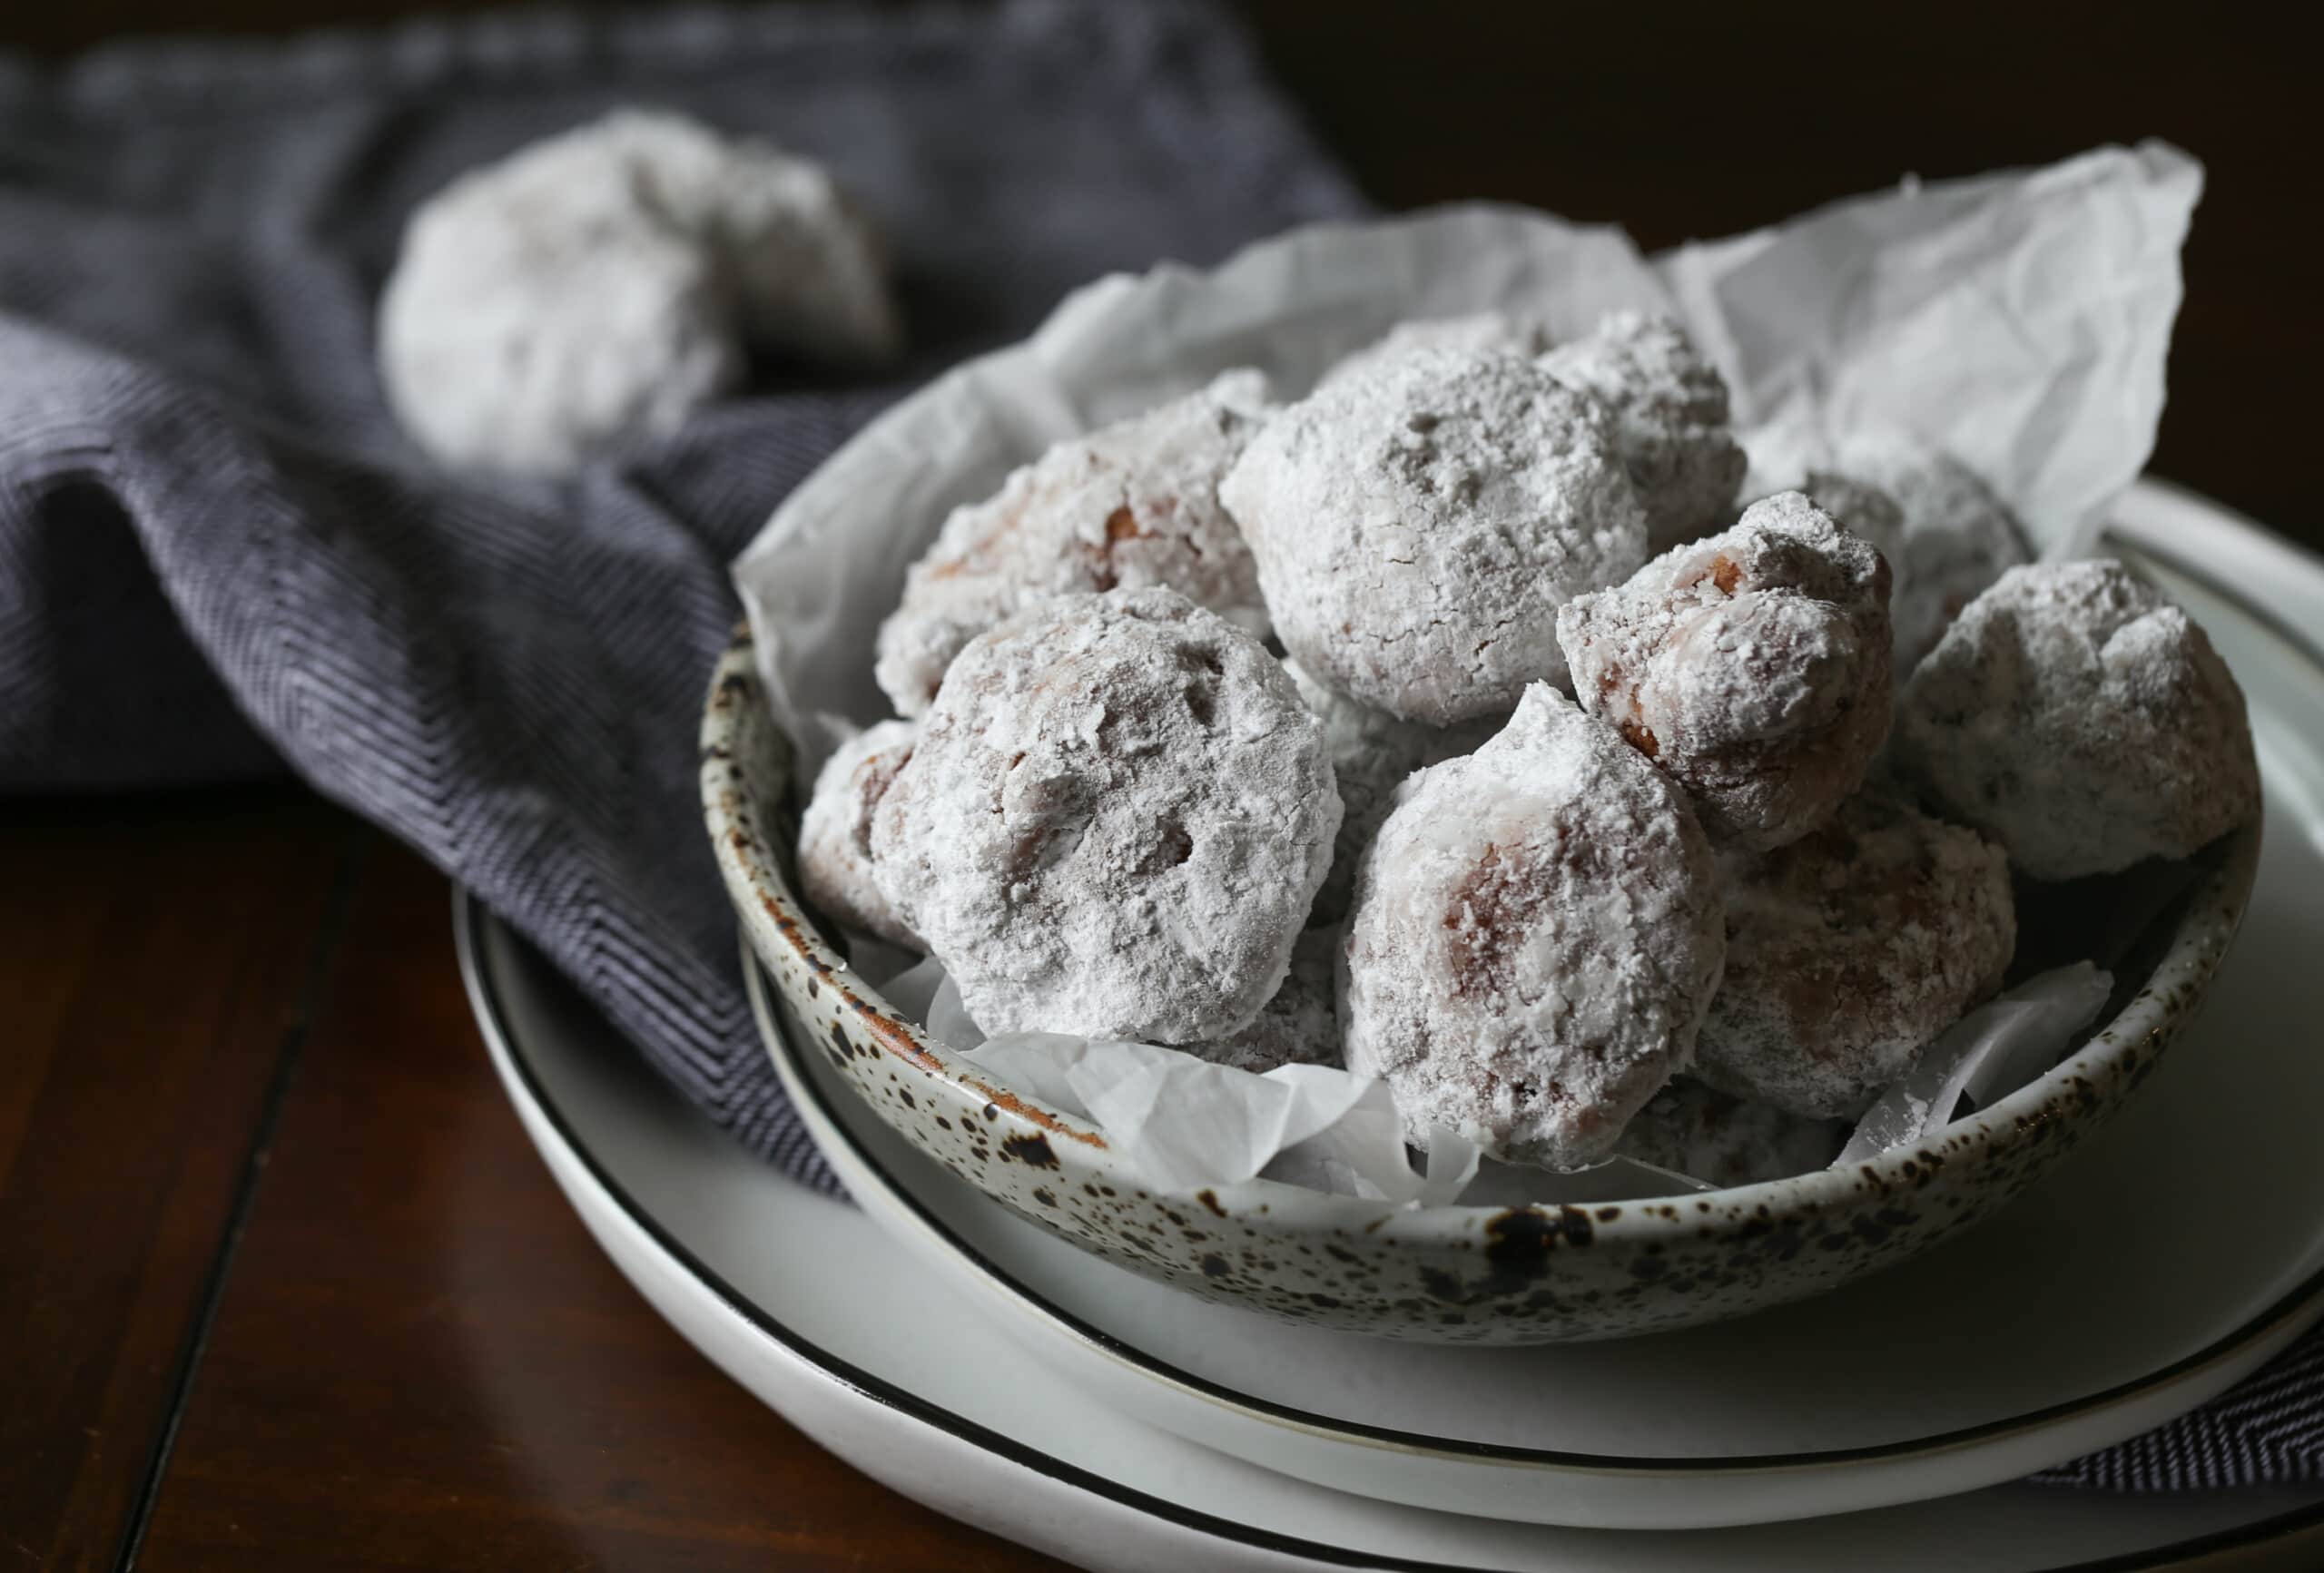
[4,5,2319,1569]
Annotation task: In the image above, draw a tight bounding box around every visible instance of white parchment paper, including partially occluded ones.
[1837,962,2117,1166]
[874,947,2114,1203]
[734,143,2200,1203]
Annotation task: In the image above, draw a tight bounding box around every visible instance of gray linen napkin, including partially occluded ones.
[0,0,1360,1184]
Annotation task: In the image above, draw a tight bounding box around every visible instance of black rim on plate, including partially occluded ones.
[759,857,2307,1477]
[467,510,2324,1568]
[466,896,2324,1572]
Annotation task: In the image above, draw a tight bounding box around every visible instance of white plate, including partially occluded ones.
[465,890,2324,1569]
[750,482,2324,1530]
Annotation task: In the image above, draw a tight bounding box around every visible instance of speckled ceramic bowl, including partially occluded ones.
[702,632,2259,1345]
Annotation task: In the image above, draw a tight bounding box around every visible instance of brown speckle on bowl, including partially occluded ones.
[1002,1133,1059,1167]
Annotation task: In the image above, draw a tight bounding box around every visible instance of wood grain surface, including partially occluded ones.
[127,842,1060,1573]
[0,791,354,1573]
[2,4,2319,1570]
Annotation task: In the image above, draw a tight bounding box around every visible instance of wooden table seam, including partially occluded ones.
[109,831,370,1573]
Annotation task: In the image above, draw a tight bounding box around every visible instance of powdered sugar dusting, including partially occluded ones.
[795,718,921,949]
[1540,312,1747,554]
[1558,491,1893,850]
[1696,789,2015,1117]
[874,370,1275,716]
[1340,684,1725,1166]
[379,108,897,475]
[871,587,1339,1043]
[1221,347,1647,723]
[1895,560,2260,880]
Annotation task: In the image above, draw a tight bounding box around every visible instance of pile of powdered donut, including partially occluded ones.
[795,310,2262,1186]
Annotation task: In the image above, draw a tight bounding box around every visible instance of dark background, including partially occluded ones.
[5,2,2316,544]
[4,5,2317,1572]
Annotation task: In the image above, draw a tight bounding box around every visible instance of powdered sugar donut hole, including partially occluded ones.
[795,718,921,949]
[1340,684,1726,1167]
[1182,926,1344,1075]
[1694,790,2015,1118]
[1285,660,1498,926]
[1221,347,1648,724]
[1893,560,2260,880]
[1558,491,1893,850]
[870,587,1339,1043]
[1801,441,2032,675]
[379,109,897,475]
[1613,1077,1850,1188]
[875,371,1275,716]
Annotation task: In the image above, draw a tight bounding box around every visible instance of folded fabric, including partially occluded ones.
[0,0,1361,1186]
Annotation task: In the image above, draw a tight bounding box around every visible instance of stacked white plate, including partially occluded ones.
[466,483,2324,1570]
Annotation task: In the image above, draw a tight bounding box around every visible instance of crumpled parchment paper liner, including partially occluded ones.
[958,1032,1479,1204]
[883,950,2115,1205]
[1838,962,2116,1166]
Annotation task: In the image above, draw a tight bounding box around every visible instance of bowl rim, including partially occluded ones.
[699,615,2262,1248]
[463,884,2324,1518]
[742,895,2324,1480]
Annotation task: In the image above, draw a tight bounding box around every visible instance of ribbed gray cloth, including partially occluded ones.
[2,0,2313,1496]
[0,0,1360,1185]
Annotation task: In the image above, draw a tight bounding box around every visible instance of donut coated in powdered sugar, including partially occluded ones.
[1558,491,1893,850]
[1539,312,1747,555]
[1693,790,2015,1118]
[1220,347,1648,724]
[1283,660,1499,926]
[379,109,898,475]
[1894,560,2260,881]
[874,370,1275,717]
[1339,685,1726,1168]
[870,587,1339,1044]
[795,719,921,950]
